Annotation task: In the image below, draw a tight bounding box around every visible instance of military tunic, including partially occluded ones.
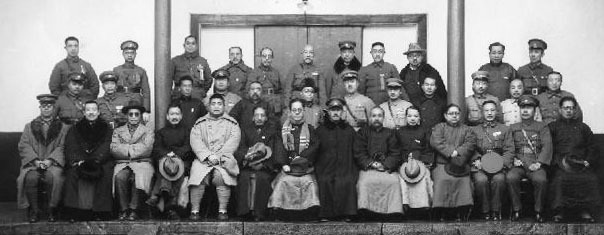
[202,92,241,115]
[379,99,413,129]
[49,56,99,100]
[505,119,552,213]
[113,62,151,111]
[500,98,542,126]
[97,93,131,128]
[464,94,501,126]
[169,52,213,100]
[536,90,582,124]
[247,65,286,114]
[359,61,408,104]
[343,93,376,131]
[285,63,327,106]
[478,62,517,101]
[517,62,553,95]
[218,61,252,97]
[56,92,84,125]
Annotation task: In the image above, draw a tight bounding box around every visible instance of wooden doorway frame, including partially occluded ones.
[190,14,428,52]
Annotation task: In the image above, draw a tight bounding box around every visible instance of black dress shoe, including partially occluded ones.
[552,214,563,223]
[492,211,501,221]
[217,212,228,221]
[127,210,139,221]
[580,212,595,223]
[167,210,181,220]
[118,210,129,221]
[28,210,39,223]
[511,211,520,221]
[535,213,544,223]
[189,212,201,221]
[47,208,57,222]
[483,212,491,221]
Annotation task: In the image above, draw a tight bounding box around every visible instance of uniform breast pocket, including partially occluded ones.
[127,73,141,86]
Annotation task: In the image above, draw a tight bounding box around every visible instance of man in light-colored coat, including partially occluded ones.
[189,94,241,220]
[110,101,154,221]
[17,94,69,223]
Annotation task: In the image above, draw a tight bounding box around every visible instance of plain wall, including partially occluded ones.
[1,0,603,132]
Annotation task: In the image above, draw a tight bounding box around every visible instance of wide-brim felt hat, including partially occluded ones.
[403,43,426,55]
[121,100,146,114]
[159,156,185,181]
[77,159,103,181]
[445,156,471,177]
[481,151,504,174]
[287,157,314,177]
[400,158,427,184]
[246,142,273,166]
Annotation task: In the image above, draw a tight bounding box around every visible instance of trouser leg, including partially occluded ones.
[212,170,230,214]
[24,171,41,212]
[472,171,489,213]
[505,167,525,212]
[114,168,133,211]
[490,172,505,212]
[528,168,547,213]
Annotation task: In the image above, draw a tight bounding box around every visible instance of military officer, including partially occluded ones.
[203,69,242,114]
[517,39,554,96]
[218,46,252,97]
[505,95,552,223]
[359,42,408,105]
[500,78,542,126]
[285,45,327,106]
[341,70,376,131]
[327,41,362,99]
[169,35,212,100]
[48,36,99,100]
[96,71,131,128]
[246,47,286,116]
[536,71,582,124]
[55,72,87,125]
[464,71,501,126]
[378,78,412,129]
[478,42,517,101]
[113,40,151,123]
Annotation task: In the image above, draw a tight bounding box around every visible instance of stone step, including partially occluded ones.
[1,221,603,235]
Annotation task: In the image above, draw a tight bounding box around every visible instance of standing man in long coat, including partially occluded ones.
[315,98,359,221]
[17,94,69,223]
[63,101,113,221]
[189,94,241,221]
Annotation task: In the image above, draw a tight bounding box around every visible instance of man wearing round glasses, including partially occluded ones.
[359,42,408,105]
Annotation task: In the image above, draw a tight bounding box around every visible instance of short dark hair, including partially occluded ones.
[482,100,497,107]
[547,71,563,80]
[179,75,194,86]
[229,46,242,53]
[289,98,304,108]
[184,35,197,43]
[84,100,98,106]
[405,105,420,116]
[371,42,385,48]
[166,103,182,113]
[64,36,79,45]
[248,80,262,90]
[252,106,266,114]
[420,76,438,86]
[444,103,461,115]
[209,93,225,103]
[488,42,505,51]
[559,96,577,107]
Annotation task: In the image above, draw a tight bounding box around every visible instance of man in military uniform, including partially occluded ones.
[230,81,277,129]
[359,42,408,105]
[203,69,242,114]
[246,47,286,116]
[500,79,542,126]
[399,43,447,105]
[171,76,207,130]
[464,71,501,126]
[49,36,99,100]
[219,46,252,97]
[96,71,131,129]
[341,70,376,131]
[517,39,554,96]
[536,71,582,124]
[55,72,87,125]
[478,42,517,101]
[505,95,552,223]
[470,100,514,221]
[327,41,362,99]
[378,78,412,129]
[17,94,70,223]
[169,35,212,100]
[113,40,151,123]
[285,45,327,106]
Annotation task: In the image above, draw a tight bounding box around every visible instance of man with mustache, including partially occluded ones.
[230,81,277,129]
[49,36,99,100]
[505,95,552,223]
[218,46,252,97]
[477,42,518,101]
[359,42,408,105]
[399,43,446,105]
[285,45,327,107]
[464,71,501,126]
[517,39,554,96]
[169,35,213,100]
[355,107,403,217]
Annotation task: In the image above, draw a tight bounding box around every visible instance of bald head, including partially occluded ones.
[302,44,315,64]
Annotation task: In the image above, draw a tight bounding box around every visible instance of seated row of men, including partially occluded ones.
[18,85,598,223]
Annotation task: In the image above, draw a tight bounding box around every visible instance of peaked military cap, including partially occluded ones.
[518,95,539,107]
[36,94,58,104]
[341,70,359,81]
[121,40,139,51]
[528,38,547,50]
[471,70,489,81]
[338,40,356,50]
[99,71,118,83]
[212,69,230,79]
